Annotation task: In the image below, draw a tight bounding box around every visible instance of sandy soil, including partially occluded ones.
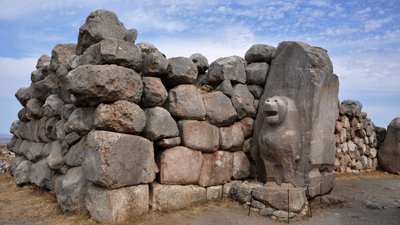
[0,171,399,225]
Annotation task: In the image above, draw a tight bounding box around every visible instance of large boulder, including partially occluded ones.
[202,91,237,126]
[165,57,198,87]
[67,65,143,106]
[245,44,276,64]
[94,100,146,134]
[231,84,256,119]
[64,136,87,167]
[86,184,149,223]
[50,44,76,71]
[253,42,339,191]
[76,10,133,55]
[31,73,60,102]
[82,130,155,189]
[339,100,363,119]
[141,77,168,107]
[143,107,179,141]
[207,56,246,84]
[190,53,209,74]
[219,123,245,151]
[43,94,64,117]
[160,146,203,185]
[178,120,219,152]
[65,107,95,135]
[29,158,54,189]
[151,183,206,212]
[232,151,251,179]
[245,62,269,85]
[56,167,88,215]
[198,151,233,187]
[79,38,142,71]
[142,51,169,76]
[168,85,206,120]
[378,117,400,174]
[14,160,32,185]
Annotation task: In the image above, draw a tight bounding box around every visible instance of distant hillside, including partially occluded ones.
[0,134,11,145]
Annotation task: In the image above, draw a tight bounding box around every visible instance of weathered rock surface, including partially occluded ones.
[151,183,206,212]
[46,141,64,169]
[160,146,203,185]
[207,185,223,201]
[245,44,275,64]
[190,53,209,74]
[166,57,198,87]
[29,158,54,189]
[143,107,179,141]
[231,84,256,119]
[94,100,146,134]
[14,160,32,185]
[76,10,133,55]
[50,44,76,71]
[237,118,254,138]
[198,151,233,187]
[207,56,246,84]
[245,62,269,85]
[232,151,251,179]
[156,137,181,148]
[67,65,143,106]
[202,91,237,126]
[83,131,154,189]
[65,107,94,135]
[168,85,206,120]
[339,100,363,119]
[141,77,168,107]
[56,167,88,214]
[64,136,87,167]
[142,51,169,76]
[219,123,245,151]
[378,117,400,174]
[86,184,149,223]
[179,120,219,152]
[43,94,64,117]
[216,80,234,98]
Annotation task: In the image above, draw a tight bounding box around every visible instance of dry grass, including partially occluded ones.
[335,170,399,179]
[0,173,97,225]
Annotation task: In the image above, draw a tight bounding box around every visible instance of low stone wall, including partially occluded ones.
[334,100,386,173]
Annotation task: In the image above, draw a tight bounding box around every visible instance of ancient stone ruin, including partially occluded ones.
[6,9,392,223]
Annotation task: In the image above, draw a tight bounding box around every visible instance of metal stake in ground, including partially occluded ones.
[306,186,312,218]
[247,189,253,216]
[287,189,290,224]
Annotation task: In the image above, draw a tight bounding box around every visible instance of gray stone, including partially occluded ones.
[54,120,66,140]
[83,130,155,189]
[236,118,254,139]
[198,151,233,187]
[26,98,43,119]
[31,68,47,83]
[14,160,32,185]
[207,185,223,201]
[272,210,296,219]
[76,9,132,55]
[156,137,181,148]
[141,77,168,107]
[26,142,46,161]
[339,100,362,119]
[229,181,263,204]
[94,100,146,134]
[190,53,209,74]
[251,200,266,210]
[245,44,275,64]
[65,136,87,167]
[143,107,179,141]
[15,87,32,106]
[61,104,76,121]
[80,38,142,71]
[219,123,245,151]
[179,120,219,152]
[65,107,94,135]
[202,91,237,126]
[215,80,234,98]
[166,57,198,87]
[137,42,159,55]
[63,132,81,148]
[142,51,169,76]
[86,184,148,223]
[253,42,338,191]
[151,183,206,212]
[67,65,143,106]
[231,84,256,119]
[50,44,76,71]
[29,158,54,188]
[375,126,386,142]
[248,85,264,99]
[207,56,246,84]
[160,146,203,185]
[47,141,64,169]
[168,85,206,120]
[43,94,64,117]
[36,54,51,69]
[57,167,88,214]
[245,62,269,85]
[378,117,400,174]
[232,151,251,179]
[31,73,59,102]
[259,207,274,217]
[9,156,25,177]
[17,108,29,122]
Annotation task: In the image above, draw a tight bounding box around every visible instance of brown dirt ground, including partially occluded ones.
[1,171,399,225]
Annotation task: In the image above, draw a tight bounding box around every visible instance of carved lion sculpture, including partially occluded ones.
[258,96,300,185]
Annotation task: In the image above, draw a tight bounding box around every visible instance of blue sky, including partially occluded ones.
[0,0,399,134]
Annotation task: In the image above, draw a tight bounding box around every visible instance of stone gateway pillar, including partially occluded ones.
[253,42,339,196]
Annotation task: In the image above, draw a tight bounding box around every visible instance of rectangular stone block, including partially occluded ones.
[179,120,219,152]
[198,151,233,187]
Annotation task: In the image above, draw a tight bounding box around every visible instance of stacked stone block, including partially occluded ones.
[334,100,385,173]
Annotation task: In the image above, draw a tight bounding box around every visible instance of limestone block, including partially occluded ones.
[141,77,168,107]
[179,120,219,152]
[202,91,237,126]
[160,146,203,185]
[67,65,143,106]
[151,183,206,212]
[86,184,149,223]
[198,151,233,187]
[168,85,206,120]
[143,107,179,141]
[94,100,146,134]
[82,130,155,189]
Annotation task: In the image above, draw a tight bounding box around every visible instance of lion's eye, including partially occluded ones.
[274,100,278,102]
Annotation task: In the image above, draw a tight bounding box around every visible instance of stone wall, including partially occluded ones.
[334,100,386,173]
[5,9,387,224]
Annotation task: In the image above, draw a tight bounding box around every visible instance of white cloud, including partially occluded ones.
[364,17,393,32]
[0,57,36,97]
